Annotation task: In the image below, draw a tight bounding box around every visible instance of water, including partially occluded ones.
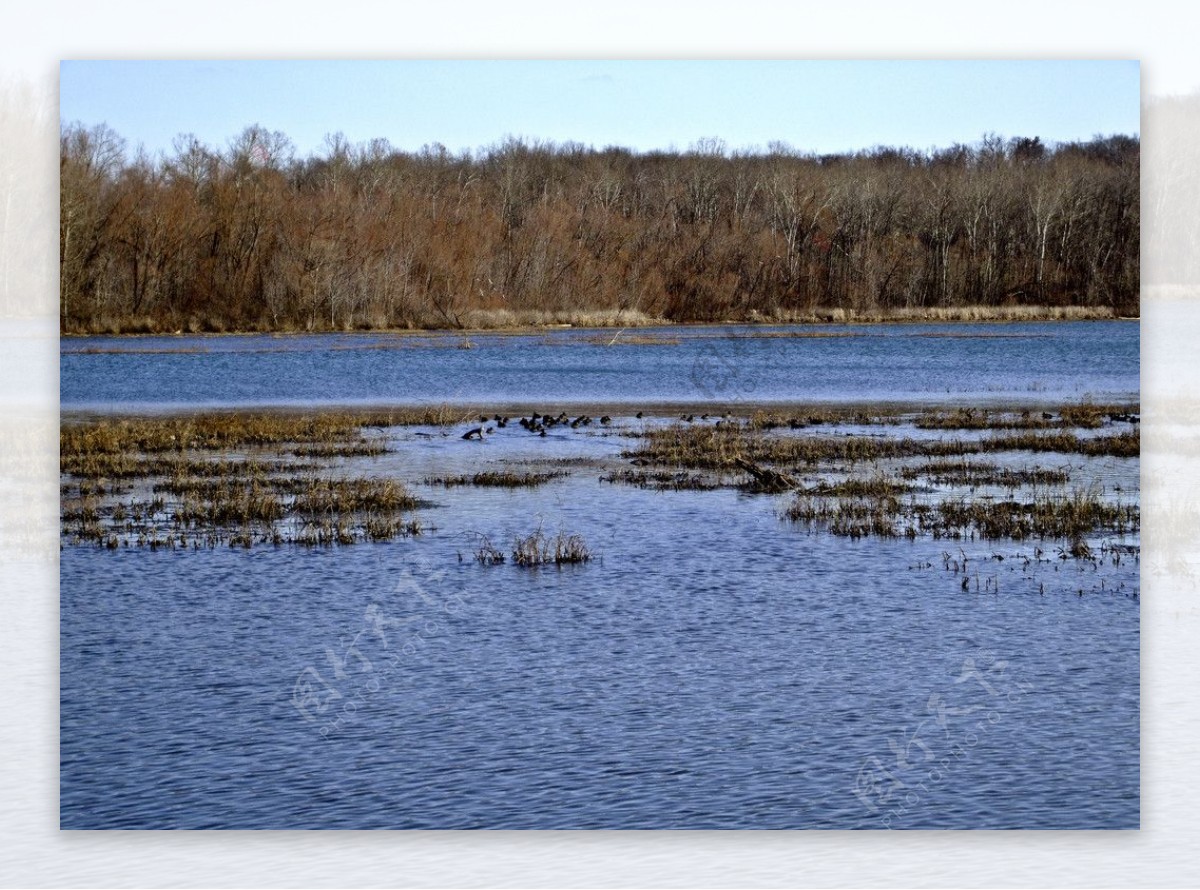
[61,321,1139,410]
[59,324,1140,829]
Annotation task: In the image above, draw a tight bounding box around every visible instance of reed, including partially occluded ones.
[511,526,592,566]
[473,534,507,565]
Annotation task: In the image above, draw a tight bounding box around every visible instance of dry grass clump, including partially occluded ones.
[473,535,507,565]
[62,413,364,455]
[803,474,913,498]
[901,459,1071,487]
[785,486,1137,545]
[916,402,1137,431]
[291,478,419,514]
[916,408,1053,431]
[427,471,567,488]
[289,442,389,458]
[175,484,285,525]
[628,422,1140,471]
[601,469,725,491]
[64,466,425,549]
[746,409,886,430]
[785,495,903,539]
[981,430,1139,458]
[1058,402,1108,429]
[627,423,960,469]
[928,489,1139,541]
[511,526,592,566]
[60,408,461,471]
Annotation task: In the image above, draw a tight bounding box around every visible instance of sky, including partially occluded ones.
[60,59,1141,159]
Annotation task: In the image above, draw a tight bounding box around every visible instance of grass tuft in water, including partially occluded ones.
[511,525,592,566]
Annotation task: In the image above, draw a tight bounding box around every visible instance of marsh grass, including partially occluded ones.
[289,442,389,458]
[63,465,425,548]
[785,494,903,539]
[982,430,1140,458]
[916,402,1136,431]
[901,459,1071,487]
[916,408,1053,430]
[473,534,507,565]
[61,408,461,465]
[583,332,683,346]
[628,422,1140,469]
[600,469,725,491]
[175,484,285,525]
[785,483,1137,546]
[427,471,567,488]
[746,409,892,430]
[803,475,913,498]
[291,478,419,514]
[511,526,592,566]
[928,489,1139,541]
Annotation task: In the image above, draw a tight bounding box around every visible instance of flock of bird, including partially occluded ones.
[461,411,614,440]
[459,409,736,440]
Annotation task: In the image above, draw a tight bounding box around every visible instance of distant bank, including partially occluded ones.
[61,304,1129,337]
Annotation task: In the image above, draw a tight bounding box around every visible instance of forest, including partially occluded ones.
[59,125,1140,333]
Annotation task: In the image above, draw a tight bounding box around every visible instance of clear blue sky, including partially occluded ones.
[59,60,1140,158]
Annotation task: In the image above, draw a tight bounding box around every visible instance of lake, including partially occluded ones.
[59,322,1140,829]
[61,321,1139,411]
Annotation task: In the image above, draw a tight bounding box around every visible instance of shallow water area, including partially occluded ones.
[59,325,1140,829]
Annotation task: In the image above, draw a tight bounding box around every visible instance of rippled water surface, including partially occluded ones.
[61,321,1139,410]
[60,324,1140,829]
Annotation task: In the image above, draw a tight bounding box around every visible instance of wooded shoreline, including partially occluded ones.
[61,127,1139,335]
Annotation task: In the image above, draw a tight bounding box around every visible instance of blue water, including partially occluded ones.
[59,323,1140,829]
[60,464,1140,829]
[60,322,1140,410]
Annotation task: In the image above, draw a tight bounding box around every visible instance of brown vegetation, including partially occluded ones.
[785,486,1138,543]
[427,470,567,488]
[626,420,1140,469]
[61,125,1138,333]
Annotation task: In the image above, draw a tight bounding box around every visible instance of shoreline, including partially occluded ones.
[60,397,1141,424]
[59,305,1131,338]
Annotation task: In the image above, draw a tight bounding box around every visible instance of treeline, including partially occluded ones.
[60,125,1140,333]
